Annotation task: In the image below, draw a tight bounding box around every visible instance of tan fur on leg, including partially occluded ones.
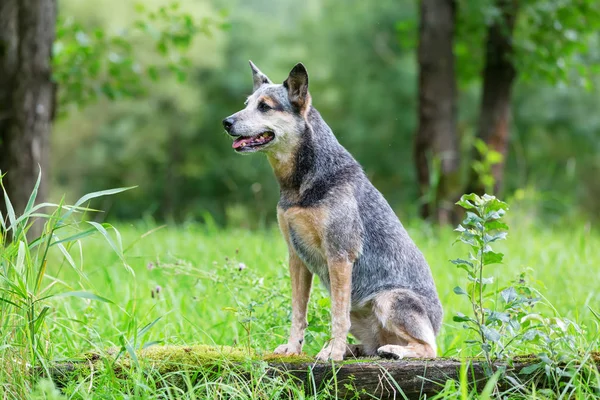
[273,212,313,356]
[316,258,352,361]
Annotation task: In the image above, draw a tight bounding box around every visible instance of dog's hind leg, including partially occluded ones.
[372,290,437,359]
[344,344,365,358]
[346,311,380,358]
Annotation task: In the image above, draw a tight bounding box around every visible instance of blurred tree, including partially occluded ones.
[465,0,518,196]
[0,0,56,231]
[415,0,459,224]
[461,0,600,197]
[0,0,214,229]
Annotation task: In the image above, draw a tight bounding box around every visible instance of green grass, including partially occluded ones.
[2,201,600,398]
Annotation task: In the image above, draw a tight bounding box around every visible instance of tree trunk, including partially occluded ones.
[466,0,518,196]
[0,0,56,235]
[414,0,459,224]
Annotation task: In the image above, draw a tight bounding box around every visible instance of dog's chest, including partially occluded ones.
[278,206,330,286]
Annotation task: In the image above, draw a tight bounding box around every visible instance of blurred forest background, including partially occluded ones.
[1,0,599,227]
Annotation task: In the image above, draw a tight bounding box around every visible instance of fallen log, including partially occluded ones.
[43,346,600,399]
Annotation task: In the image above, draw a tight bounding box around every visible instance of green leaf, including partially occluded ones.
[501,287,518,303]
[484,232,508,244]
[482,326,501,343]
[484,209,506,220]
[455,199,475,210]
[453,286,468,296]
[462,212,484,226]
[483,251,504,265]
[486,311,510,324]
[459,193,481,205]
[453,312,472,323]
[520,362,543,375]
[54,291,114,304]
[480,276,494,284]
[454,225,466,232]
[482,195,509,212]
[450,258,474,273]
[485,220,509,231]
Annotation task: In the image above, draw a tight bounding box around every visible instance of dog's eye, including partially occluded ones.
[258,101,271,112]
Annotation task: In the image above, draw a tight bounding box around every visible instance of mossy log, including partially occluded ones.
[44,346,600,399]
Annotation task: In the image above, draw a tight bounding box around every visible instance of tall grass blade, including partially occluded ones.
[16,240,26,277]
[588,306,600,322]
[54,239,77,270]
[1,180,17,237]
[0,296,21,308]
[61,186,136,221]
[33,306,50,334]
[55,291,114,304]
[87,221,134,275]
[24,167,42,216]
[34,260,47,293]
[51,228,97,247]
[137,316,162,342]
[14,202,59,226]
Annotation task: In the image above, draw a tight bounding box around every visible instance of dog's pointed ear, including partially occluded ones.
[284,63,311,113]
[249,60,272,92]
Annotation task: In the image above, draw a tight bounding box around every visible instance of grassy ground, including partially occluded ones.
[2,205,600,398]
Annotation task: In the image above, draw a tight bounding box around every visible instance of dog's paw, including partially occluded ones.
[273,343,302,355]
[315,343,345,362]
[377,345,406,360]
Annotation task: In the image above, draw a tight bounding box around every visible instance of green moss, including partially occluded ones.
[138,344,250,365]
[261,353,313,363]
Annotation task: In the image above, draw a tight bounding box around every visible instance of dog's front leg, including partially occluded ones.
[316,258,352,361]
[273,250,313,355]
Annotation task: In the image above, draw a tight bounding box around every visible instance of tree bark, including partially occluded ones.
[45,351,600,400]
[414,0,459,224]
[466,0,518,196]
[0,0,56,234]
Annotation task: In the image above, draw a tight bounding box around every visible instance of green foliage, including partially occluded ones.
[452,194,512,371]
[2,180,600,397]
[452,193,600,395]
[53,2,216,114]
[0,171,133,389]
[515,0,600,86]
[472,139,503,194]
[456,0,600,87]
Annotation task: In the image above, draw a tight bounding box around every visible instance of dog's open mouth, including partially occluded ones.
[232,132,275,151]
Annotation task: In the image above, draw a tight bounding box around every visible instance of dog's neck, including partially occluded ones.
[268,107,358,206]
[267,123,315,195]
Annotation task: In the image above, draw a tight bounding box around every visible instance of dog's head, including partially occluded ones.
[222,61,311,154]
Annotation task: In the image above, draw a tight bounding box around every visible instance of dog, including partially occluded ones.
[222,62,443,361]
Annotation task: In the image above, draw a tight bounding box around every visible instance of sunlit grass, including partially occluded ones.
[44,215,600,359]
[2,186,599,398]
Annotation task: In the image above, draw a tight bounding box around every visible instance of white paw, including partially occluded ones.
[273,343,302,355]
[377,345,407,360]
[316,342,345,361]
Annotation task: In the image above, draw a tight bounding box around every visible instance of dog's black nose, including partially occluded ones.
[222,117,234,132]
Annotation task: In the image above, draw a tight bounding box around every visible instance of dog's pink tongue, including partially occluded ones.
[232,137,252,149]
